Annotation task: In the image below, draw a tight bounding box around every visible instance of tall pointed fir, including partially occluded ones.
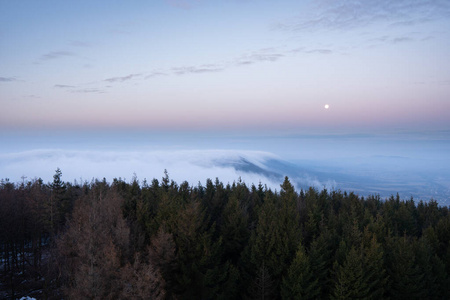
[332,246,370,300]
[281,242,319,299]
[385,235,426,299]
[48,168,68,233]
[220,187,249,264]
[247,178,301,297]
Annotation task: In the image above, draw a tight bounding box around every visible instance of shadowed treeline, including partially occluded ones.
[1,169,449,299]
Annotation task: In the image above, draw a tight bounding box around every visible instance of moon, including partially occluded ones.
[324,104,330,109]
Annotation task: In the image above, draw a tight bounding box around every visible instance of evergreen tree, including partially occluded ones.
[171,200,226,299]
[2,173,450,298]
[308,227,335,299]
[361,228,388,299]
[47,168,68,233]
[385,235,426,299]
[414,236,449,299]
[279,177,301,255]
[249,261,275,300]
[221,189,249,264]
[332,246,370,300]
[281,243,319,299]
[248,191,288,296]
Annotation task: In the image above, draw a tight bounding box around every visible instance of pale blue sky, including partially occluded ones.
[1,0,449,131]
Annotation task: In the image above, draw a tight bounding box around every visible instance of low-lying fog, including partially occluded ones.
[1,130,449,205]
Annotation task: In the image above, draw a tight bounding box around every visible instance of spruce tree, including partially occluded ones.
[361,229,388,299]
[332,246,370,300]
[221,191,249,264]
[281,243,319,299]
[308,227,335,299]
[385,235,426,299]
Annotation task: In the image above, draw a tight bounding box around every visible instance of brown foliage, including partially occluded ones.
[121,252,166,300]
[57,186,168,299]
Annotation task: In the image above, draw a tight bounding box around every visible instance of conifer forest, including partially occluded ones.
[1,169,449,299]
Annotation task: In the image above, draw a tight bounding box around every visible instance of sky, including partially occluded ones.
[1,0,449,131]
[1,1,450,202]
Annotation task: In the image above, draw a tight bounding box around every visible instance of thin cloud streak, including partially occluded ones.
[0,77,18,82]
[145,72,167,79]
[104,73,142,83]
[71,88,105,94]
[234,48,285,66]
[392,36,414,43]
[54,84,76,88]
[291,47,333,54]
[172,65,224,75]
[40,51,75,60]
[274,0,450,32]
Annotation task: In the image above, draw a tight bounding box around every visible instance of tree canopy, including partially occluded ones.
[0,171,449,299]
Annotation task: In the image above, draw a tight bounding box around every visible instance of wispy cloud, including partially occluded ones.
[54,84,76,88]
[145,72,167,79]
[235,49,285,65]
[0,77,18,82]
[392,36,414,43]
[71,88,105,94]
[275,0,450,32]
[306,49,332,54]
[249,53,284,62]
[40,51,75,61]
[366,34,417,48]
[104,73,142,83]
[291,47,333,54]
[172,65,224,75]
[389,18,432,28]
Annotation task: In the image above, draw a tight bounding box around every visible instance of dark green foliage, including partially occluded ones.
[385,235,427,299]
[308,228,335,299]
[248,261,275,300]
[48,168,71,233]
[281,243,319,299]
[1,172,449,299]
[332,246,370,299]
[220,185,250,264]
[361,229,388,299]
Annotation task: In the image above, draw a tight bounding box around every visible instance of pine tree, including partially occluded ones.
[47,168,68,233]
[415,236,449,299]
[281,243,319,299]
[249,261,275,300]
[171,200,225,299]
[221,190,249,263]
[247,179,302,298]
[361,229,388,299]
[385,235,426,299]
[279,177,301,255]
[332,246,370,300]
[308,227,335,299]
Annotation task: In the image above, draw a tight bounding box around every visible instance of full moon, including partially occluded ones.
[324,104,330,109]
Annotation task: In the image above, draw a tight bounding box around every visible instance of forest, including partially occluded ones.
[0,168,449,299]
